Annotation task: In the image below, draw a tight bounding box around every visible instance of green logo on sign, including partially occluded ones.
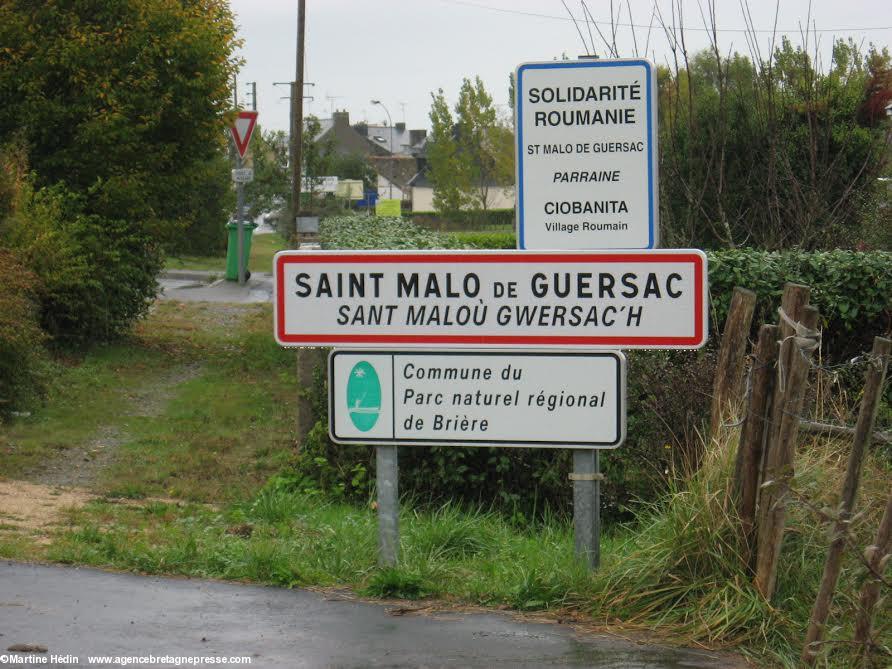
[346,361,381,432]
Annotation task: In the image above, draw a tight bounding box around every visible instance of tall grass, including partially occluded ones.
[584,431,890,667]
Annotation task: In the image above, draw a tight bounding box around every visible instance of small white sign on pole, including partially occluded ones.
[231,168,254,183]
[329,350,626,448]
[515,59,658,250]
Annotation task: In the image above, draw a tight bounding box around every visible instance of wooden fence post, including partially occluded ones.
[710,287,757,442]
[764,283,811,460]
[802,337,891,665]
[734,324,779,564]
[854,492,892,661]
[754,303,820,599]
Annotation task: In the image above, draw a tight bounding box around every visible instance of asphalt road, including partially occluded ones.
[0,562,744,669]
[157,271,274,304]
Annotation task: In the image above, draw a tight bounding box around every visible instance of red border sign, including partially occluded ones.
[274,250,707,349]
[230,111,259,159]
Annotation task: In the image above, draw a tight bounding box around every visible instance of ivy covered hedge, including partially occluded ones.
[709,249,891,356]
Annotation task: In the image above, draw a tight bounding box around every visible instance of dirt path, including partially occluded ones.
[29,362,204,489]
[1,301,256,537]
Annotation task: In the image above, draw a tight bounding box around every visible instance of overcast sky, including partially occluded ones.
[229,0,891,134]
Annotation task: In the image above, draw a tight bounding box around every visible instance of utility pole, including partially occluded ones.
[245,81,257,112]
[293,0,318,443]
[291,0,307,226]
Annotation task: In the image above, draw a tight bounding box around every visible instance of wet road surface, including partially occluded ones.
[0,561,745,668]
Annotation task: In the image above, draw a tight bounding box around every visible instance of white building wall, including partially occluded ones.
[410,186,514,212]
[376,174,405,201]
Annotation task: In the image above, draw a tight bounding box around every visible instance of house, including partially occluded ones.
[314,111,427,204]
[407,169,514,212]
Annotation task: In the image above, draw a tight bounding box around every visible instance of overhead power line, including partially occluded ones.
[435,0,892,33]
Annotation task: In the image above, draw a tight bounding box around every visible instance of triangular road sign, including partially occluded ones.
[230,110,259,159]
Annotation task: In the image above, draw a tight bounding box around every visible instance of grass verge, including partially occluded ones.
[164,232,289,274]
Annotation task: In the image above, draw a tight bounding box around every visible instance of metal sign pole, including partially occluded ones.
[376,445,399,566]
[572,449,601,570]
[236,152,246,286]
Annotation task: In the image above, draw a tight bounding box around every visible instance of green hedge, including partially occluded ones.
[451,231,516,249]
[407,208,514,231]
[708,249,891,356]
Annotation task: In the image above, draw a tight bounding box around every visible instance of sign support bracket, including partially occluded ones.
[572,449,601,570]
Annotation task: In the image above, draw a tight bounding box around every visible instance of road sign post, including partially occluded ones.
[230,111,259,286]
[376,445,399,567]
[572,449,601,569]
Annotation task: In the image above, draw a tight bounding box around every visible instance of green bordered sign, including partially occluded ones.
[329,350,626,449]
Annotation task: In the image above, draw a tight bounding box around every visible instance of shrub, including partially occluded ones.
[450,231,515,249]
[2,178,161,344]
[320,215,464,250]
[407,208,514,230]
[0,248,47,419]
[709,249,892,357]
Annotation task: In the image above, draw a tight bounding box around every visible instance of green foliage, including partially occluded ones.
[362,568,432,600]
[0,0,239,190]
[450,231,515,249]
[320,215,465,250]
[407,208,515,230]
[0,248,48,419]
[657,39,891,249]
[0,0,240,261]
[427,77,514,214]
[244,127,289,219]
[709,249,892,355]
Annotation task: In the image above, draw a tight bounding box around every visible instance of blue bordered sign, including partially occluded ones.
[515,59,659,250]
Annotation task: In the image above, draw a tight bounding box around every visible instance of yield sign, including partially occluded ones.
[230,110,259,159]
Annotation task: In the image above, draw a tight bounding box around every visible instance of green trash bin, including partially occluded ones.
[225,221,258,281]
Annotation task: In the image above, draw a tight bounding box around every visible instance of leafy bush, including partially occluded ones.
[407,208,514,230]
[320,215,465,250]
[451,231,515,249]
[2,177,162,343]
[709,249,891,356]
[0,249,47,419]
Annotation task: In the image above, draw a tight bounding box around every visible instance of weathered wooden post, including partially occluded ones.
[710,287,757,442]
[734,323,779,563]
[755,302,820,599]
[802,337,891,665]
[854,492,892,661]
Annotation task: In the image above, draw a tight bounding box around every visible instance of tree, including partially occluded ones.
[427,77,514,214]
[0,0,240,342]
[244,127,289,218]
[650,22,891,249]
[0,0,240,249]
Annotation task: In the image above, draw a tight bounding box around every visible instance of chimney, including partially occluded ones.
[409,129,427,146]
[332,110,350,126]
